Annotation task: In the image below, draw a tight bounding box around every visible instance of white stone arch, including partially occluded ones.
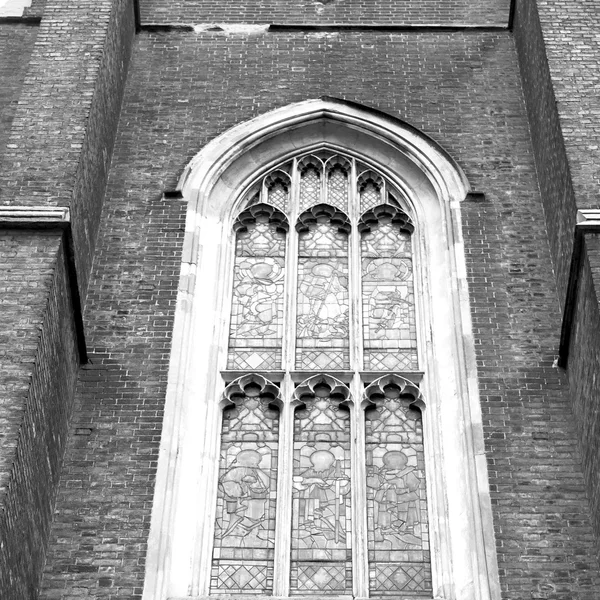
[143,97,501,600]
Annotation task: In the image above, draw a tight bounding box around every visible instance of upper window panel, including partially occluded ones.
[227,150,418,374]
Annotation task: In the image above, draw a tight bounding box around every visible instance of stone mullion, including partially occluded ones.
[282,157,300,373]
[273,158,300,596]
[273,375,296,597]
[350,158,369,597]
[350,374,370,598]
[349,158,364,373]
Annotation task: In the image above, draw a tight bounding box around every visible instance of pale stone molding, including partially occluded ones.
[0,206,70,226]
[0,0,31,17]
[143,97,501,600]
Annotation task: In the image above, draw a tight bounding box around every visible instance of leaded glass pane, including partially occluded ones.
[211,380,280,594]
[296,219,349,370]
[327,165,349,212]
[291,380,352,595]
[266,171,290,212]
[299,164,322,212]
[228,217,286,370]
[361,219,417,371]
[365,381,430,597]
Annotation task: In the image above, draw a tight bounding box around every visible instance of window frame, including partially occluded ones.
[142,99,500,600]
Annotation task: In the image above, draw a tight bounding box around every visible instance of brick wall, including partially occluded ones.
[514,0,600,553]
[0,24,38,168]
[513,0,576,304]
[140,0,510,26]
[569,234,600,547]
[0,0,136,299]
[40,28,600,600]
[0,1,136,597]
[0,231,79,599]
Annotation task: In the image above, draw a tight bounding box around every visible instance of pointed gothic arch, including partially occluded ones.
[143,98,500,600]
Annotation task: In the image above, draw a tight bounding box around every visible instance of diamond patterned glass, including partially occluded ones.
[365,382,431,597]
[361,220,417,370]
[267,172,290,211]
[299,164,322,212]
[327,166,349,212]
[211,381,280,594]
[291,380,352,595]
[360,180,382,213]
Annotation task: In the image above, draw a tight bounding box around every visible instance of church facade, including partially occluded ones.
[1,1,600,599]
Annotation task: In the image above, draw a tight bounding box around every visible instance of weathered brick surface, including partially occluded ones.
[513,0,576,305]
[569,234,600,552]
[140,0,511,26]
[0,0,135,299]
[24,0,47,18]
[0,2,135,597]
[0,24,38,169]
[39,29,600,600]
[0,232,79,599]
[514,0,600,555]
[535,0,600,212]
[41,196,187,600]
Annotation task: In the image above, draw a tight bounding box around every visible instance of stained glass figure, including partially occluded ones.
[364,376,431,597]
[296,205,351,370]
[291,376,353,595]
[228,204,288,370]
[358,170,384,213]
[211,376,281,594]
[360,205,418,371]
[326,156,350,212]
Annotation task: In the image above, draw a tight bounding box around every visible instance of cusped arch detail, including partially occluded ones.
[178,97,470,224]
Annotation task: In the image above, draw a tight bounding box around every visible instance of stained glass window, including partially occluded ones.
[291,376,352,595]
[216,150,427,598]
[211,376,281,594]
[360,205,418,371]
[296,205,351,370]
[364,376,430,597]
[227,204,288,371]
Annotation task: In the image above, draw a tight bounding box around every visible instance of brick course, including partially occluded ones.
[0,231,79,599]
[514,0,600,555]
[0,0,135,299]
[0,1,136,596]
[0,24,38,169]
[140,0,510,27]
[39,28,600,600]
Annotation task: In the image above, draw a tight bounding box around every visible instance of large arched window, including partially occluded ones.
[212,152,429,597]
[142,99,501,600]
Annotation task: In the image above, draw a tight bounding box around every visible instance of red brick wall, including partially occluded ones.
[39,28,600,600]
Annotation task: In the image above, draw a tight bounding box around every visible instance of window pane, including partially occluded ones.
[365,380,431,597]
[296,215,350,370]
[211,378,280,594]
[361,211,418,371]
[228,211,287,371]
[291,379,352,595]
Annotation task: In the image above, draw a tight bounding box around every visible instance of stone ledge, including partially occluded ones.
[0,206,70,228]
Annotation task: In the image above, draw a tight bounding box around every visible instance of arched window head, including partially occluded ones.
[227,149,418,377]
[143,99,500,600]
